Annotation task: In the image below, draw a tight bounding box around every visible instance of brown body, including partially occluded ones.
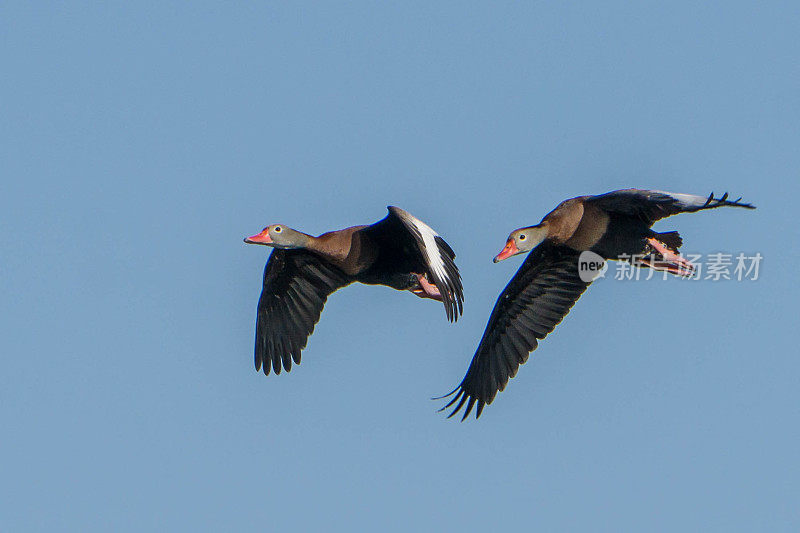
[527,196,630,255]
[564,200,611,251]
[309,226,375,276]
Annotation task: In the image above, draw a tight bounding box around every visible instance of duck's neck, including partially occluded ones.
[529,223,550,247]
[304,230,351,260]
[294,231,314,248]
[305,227,372,276]
[274,228,313,250]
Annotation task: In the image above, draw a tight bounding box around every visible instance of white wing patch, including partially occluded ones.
[412,217,448,281]
[388,207,446,278]
[653,190,709,210]
[387,206,463,321]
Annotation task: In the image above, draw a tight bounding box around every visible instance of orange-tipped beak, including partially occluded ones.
[493,239,518,263]
[244,229,272,245]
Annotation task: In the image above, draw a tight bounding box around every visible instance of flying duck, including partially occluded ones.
[440,189,755,420]
[245,206,463,376]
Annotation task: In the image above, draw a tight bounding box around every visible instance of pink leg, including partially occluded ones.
[639,256,695,277]
[645,238,696,276]
[410,273,443,301]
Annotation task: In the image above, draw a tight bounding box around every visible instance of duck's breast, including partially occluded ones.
[565,202,610,251]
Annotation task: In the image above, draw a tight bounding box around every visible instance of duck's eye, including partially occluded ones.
[274,226,282,233]
[519,234,526,240]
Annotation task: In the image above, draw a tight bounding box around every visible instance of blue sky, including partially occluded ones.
[2,2,799,531]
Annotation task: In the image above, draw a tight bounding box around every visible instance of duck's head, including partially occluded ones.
[244,224,309,249]
[493,225,548,262]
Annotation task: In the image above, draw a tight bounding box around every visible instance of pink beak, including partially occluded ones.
[244,229,273,245]
[493,239,518,263]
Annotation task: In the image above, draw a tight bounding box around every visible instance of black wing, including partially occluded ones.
[586,189,755,226]
[254,249,352,375]
[370,206,463,322]
[440,244,594,420]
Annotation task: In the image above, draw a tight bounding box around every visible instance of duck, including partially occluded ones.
[244,206,463,376]
[440,189,755,420]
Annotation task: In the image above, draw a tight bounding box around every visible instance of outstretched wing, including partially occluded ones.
[440,244,594,420]
[586,189,755,226]
[254,249,352,375]
[381,206,464,322]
